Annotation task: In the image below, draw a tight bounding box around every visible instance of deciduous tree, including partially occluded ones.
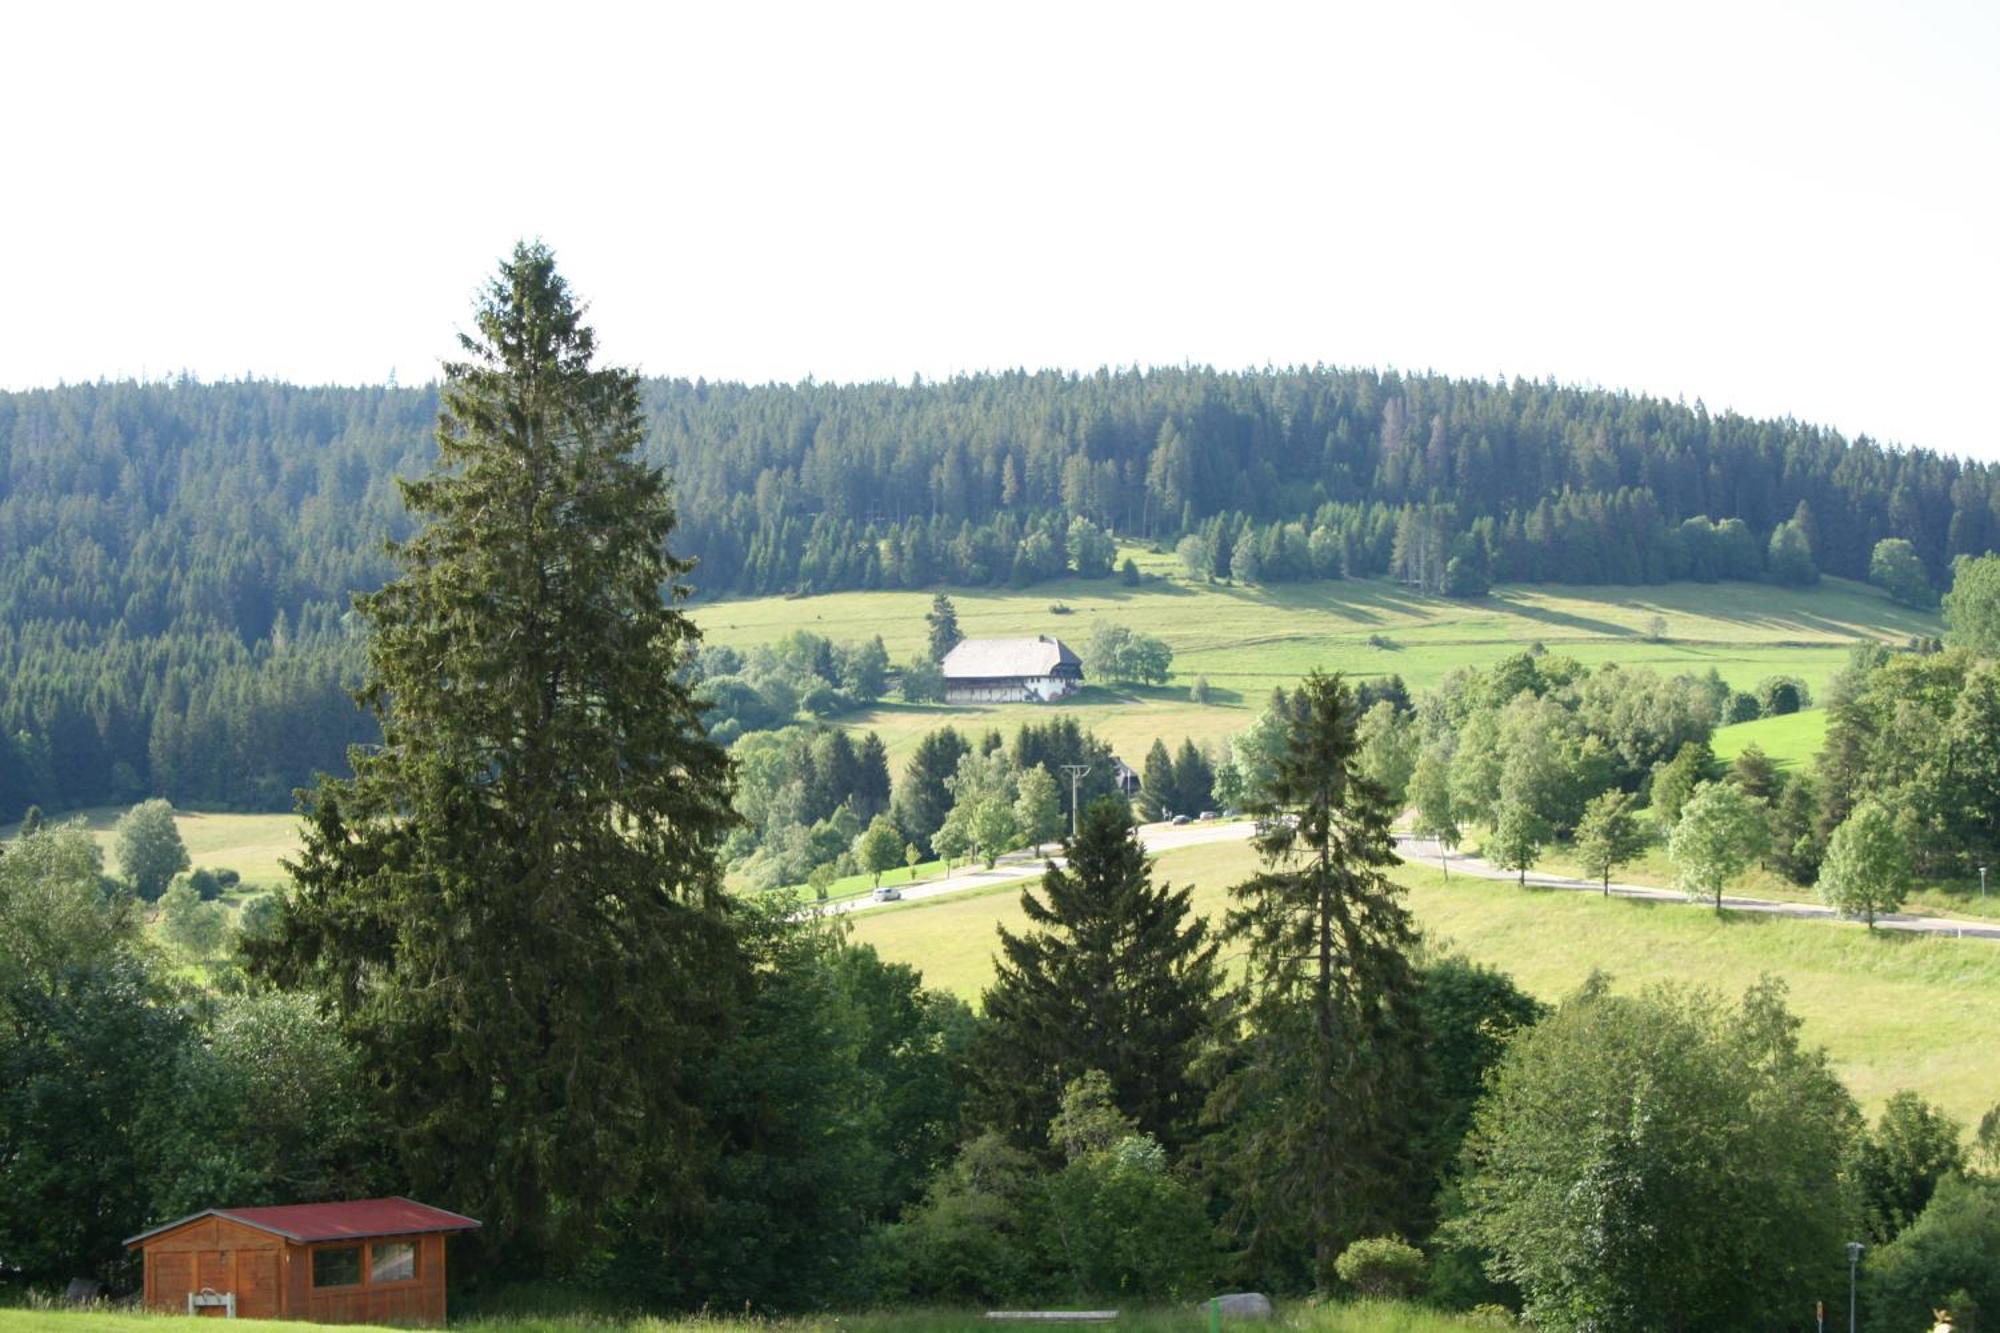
[1572,790,1647,895]
[114,798,188,902]
[1816,799,1912,928]
[1455,979,1859,1332]
[856,813,905,887]
[1488,796,1549,886]
[1669,780,1771,911]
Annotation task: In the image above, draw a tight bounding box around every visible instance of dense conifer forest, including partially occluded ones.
[0,367,1991,817]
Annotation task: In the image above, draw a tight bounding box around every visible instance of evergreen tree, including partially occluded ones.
[854,732,893,819]
[895,727,970,854]
[1139,739,1177,820]
[1172,738,1215,816]
[248,244,740,1266]
[927,594,963,664]
[1727,743,1782,805]
[1207,672,1429,1289]
[976,798,1220,1150]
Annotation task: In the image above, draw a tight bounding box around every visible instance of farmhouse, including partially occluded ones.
[125,1196,479,1326]
[941,635,1083,703]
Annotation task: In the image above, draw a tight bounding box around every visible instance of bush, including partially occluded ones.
[1725,691,1762,724]
[183,867,222,901]
[1864,1175,2000,1333]
[159,880,227,958]
[1189,675,1213,705]
[1335,1236,1427,1298]
[1755,675,1811,716]
[1048,602,1073,615]
[900,658,946,703]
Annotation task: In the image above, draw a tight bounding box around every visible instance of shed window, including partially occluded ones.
[370,1241,416,1284]
[312,1246,361,1288]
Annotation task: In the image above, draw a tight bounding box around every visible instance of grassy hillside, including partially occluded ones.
[693,566,1930,763]
[848,838,2000,1126]
[1711,707,1830,769]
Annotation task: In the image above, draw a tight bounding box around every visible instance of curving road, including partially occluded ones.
[829,818,2000,942]
[1394,835,2000,941]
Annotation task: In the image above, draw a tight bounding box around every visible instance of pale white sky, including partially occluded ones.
[4,1,1995,457]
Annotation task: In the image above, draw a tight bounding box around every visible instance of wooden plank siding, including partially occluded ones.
[302,1233,447,1325]
[137,1217,286,1320]
[135,1219,449,1325]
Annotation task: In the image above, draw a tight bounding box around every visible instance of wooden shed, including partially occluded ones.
[125,1196,480,1324]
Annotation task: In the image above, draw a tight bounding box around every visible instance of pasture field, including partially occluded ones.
[5,806,306,892]
[847,837,2000,1126]
[1710,707,1830,770]
[692,570,1930,764]
[0,1300,1494,1332]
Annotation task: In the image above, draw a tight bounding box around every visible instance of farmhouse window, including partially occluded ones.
[370,1240,418,1283]
[312,1245,362,1288]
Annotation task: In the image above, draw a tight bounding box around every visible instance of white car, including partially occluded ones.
[872,885,902,902]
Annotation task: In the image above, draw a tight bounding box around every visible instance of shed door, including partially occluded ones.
[195,1250,231,1315]
[151,1251,193,1310]
[235,1249,280,1318]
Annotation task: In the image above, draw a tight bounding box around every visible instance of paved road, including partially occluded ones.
[831,817,2000,942]
[1395,835,2000,941]
[821,818,1258,916]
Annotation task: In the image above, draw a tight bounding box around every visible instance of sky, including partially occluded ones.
[5,0,1996,458]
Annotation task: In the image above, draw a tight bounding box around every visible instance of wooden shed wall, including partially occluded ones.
[299,1232,448,1326]
[138,1222,450,1325]
[139,1216,287,1319]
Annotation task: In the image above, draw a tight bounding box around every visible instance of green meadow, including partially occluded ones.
[1711,707,1831,769]
[691,566,1930,764]
[0,1301,1496,1333]
[848,837,2000,1127]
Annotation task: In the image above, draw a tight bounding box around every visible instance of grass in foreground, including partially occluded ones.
[849,837,2000,1125]
[0,1300,1498,1332]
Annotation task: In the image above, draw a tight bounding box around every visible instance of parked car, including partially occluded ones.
[872,885,902,902]
[1170,814,1191,826]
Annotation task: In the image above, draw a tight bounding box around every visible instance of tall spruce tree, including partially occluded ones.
[248,244,740,1266]
[974,796,1220,1150]
[927,593,963,663]
[1207,671,1430,1291]
[1139,738,1177,820]
[895,726,970,854]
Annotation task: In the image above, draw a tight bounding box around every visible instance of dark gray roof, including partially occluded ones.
[940,636,1082,680]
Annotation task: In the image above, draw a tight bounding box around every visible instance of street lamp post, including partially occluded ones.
[1847,1241,1865,1333]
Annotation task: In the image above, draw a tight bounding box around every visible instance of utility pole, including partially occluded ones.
[1060,764,1092,840]
[1847,1241,1865,1333]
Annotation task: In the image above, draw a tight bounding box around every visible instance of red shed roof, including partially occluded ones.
[127,1196,480,1247]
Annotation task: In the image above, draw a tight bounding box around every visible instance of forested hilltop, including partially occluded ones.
[0,367,1987,817]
